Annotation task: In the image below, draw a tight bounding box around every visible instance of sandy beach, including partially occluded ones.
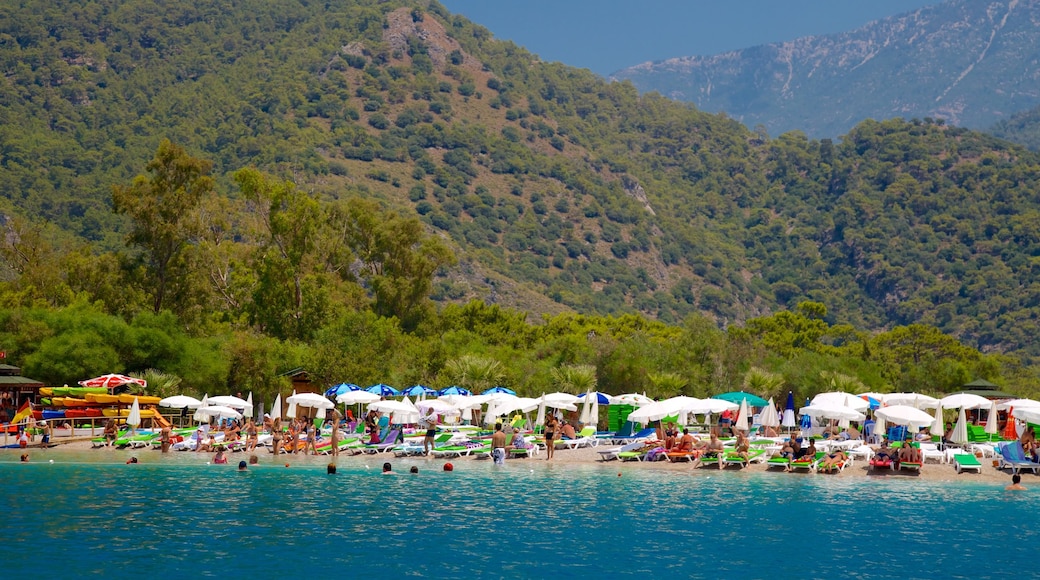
[12,436,1024,485]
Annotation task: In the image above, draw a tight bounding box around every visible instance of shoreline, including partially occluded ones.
[4,438,1026,484]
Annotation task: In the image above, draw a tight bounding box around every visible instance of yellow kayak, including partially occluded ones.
[85,393,120,404]
[40,387,53,396]
[117,394,161,405]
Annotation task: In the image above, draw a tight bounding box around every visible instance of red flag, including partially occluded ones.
[11,399,32,424]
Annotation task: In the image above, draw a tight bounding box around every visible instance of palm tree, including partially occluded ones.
[820,371,866,394]
[443,355,504,394]
[647,372,687,399]
[130,369,183,398]
[743,367,785,400]
[550,364,598,393]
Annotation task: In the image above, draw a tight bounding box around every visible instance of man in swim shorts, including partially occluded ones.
[491,423,507,465]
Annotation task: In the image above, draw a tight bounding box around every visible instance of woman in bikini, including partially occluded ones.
[271,417,284,455]
[544,415,558,460]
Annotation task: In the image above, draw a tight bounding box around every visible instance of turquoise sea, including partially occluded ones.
[1,449,1030,578]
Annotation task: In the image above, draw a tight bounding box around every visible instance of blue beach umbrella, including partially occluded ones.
[483,386,516,396]
[782,391,797,428]
[324,383,360,398]
[366,383,400,397]
[438,385,472,396]
[400,384,437,397]
[577,391,611,405]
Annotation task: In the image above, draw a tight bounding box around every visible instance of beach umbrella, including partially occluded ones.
[950,407,970,445]
[208,395,250,408]
[438,385,472,396]
[415,399,459,415]
[577,391,612,405]
[859,393,883,410]
[590,393,600,429]
[78,374,147,389]
[286,390,298,419]
[874,415,887,440]
[626,399,688,424]
[782,391,797,428]
[287,392,335,409]
[543,392,580,406]
[611,393,654,407]
[126,397,141,430]
[483,386,516,396]
[325,383,360,398]
[713,391,768,407]
[269,393,281,420]
[192,394,210,423]
[875,405,935,429]
[940,393,991,410]
[194,405,243,420]
[759,397,780,428]
[336,390,381,405]
[985,400,999,435]
[997,398,1040,411]
[400,384,436,397]
[579,392,592,425]
[1004,409,1020,440]
[535,395,546,426]
[734,398,750,432]
[812,392,869,412]
[931,405,944,435]
[799,405,865,422]
[368,399,418,423]
[366,384,400,397]
[883,392,940,409]
[159,395,203,409]
[1012,407,1040,425]
[244,392,254,419]
[493,397,540,416]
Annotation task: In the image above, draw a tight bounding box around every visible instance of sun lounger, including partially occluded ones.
[611,427,656,445]
[766,456,791,470]
[555,427,598,450]
[869,457,895,471]
[953,454,983,474]
[360,429,401,454]
[998,441,1040,475]
[898,461,922,472]
[817,453,853,473]
[722,449,764,468]
[790,451,825,472]
[665,449,702,463]
[598,441,646,461]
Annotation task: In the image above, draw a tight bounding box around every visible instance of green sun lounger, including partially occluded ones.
[767,456,791,469]
[790,452,825,472]
[953,454,982,474]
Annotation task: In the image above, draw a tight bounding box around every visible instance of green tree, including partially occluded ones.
[551,364,598,393]
[444,354,505,393]
[112,140,214,315]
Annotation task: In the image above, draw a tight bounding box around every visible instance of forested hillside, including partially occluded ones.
[1,0,1040,401]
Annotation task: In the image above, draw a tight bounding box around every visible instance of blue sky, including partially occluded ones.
[440,0,946,76]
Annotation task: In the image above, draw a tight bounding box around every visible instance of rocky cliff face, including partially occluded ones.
[611,0,1040,138]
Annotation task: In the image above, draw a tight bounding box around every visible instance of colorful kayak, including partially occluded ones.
[68,387,107,397]
[40,387,53,396]
[117,394,161,405]
[85,393,120,404]
[60,398,91,407]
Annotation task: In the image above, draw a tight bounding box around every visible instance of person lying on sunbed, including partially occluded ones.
[873,438,896,462]
[818,449,847,473]
[898,438,922,463]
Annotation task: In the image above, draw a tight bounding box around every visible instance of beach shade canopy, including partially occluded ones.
[579,392,592,424]
[336,390,381,405]
[782,391,797,428]
[369,399,419,423]
[611,393,654,407]
[366,384,400,397]
[286,390,298,419]
[859,393,883,410]
[482,386,516,396]
[811,392,869,412]
[269,393,281,420]
[439,394,489,410]
[126,397,141,428]
[759,397,780,428]
[734,398,750,432]
[493,397,541,416]
[542,392,580,405]
[195,405,243,420]
[159,395,203,409]
[415,398,459,415]
[208,395,250,408]
[685,398,737,414]
[883,393,940,409]
[400,385,437,397]
[950,407,970,445]
[438,385,472,396]
[325,383,360,398]
[577,391,612,405]
[712,391,768,407]
[799,405,866,422]
[1012,407,1040,425]
[875,405,935,429]
[626,398,688,424]
[286,392,335,409]
[192,394,210,423]
[940,393,992,410]
[78,374,147,389]
[985,400,1000,435]
[997,398,1040,411]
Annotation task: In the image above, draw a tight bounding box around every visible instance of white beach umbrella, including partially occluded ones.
[812,392,869,412]
[484,398,499,427]
[126,397,141,428]
[543,392,580,406]
[985,400,999,435]
[286,390,298,419]
[997,398,1040,411]
[579,392,592,425]
[208,395,250,408]
[368,399,419,423]
[590,395,600,429]
[734,398,750,432]
[1012,407,1040,424]
[875,405,935,429]
[950,406,970,445]
[759,397,780,428]
[195,405,243,420]
[337,391,380,405]
[799,405,866,422]
[192,394,210,423]
[883,393,940,409]
[269,393,282,421]
[940,393,991,410]
[535,395,546,426]
[683,397,737,415]
[286,392,335,409]
[159,395,203,409]
[611,393,654,407]
[415,399,459,415]
[931,405,944,435]
[874,415,887,440]
[244,392,254,419]
[493,397,540,417]
[626,399,686,424]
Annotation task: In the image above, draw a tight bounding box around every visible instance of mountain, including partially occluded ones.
[4,0,1040,365]
[611,0,1040,139]
[990,103,1040,150]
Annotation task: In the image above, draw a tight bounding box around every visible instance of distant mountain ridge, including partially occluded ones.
[611,0,1040,138]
